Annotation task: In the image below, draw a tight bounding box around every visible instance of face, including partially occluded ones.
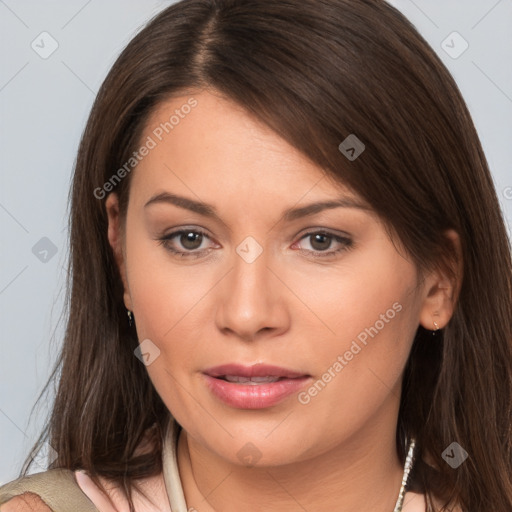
[107,89,447,468]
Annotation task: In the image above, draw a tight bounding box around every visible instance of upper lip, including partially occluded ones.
[203,363,309,379]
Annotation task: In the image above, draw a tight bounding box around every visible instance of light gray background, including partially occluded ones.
[0,0,511,484]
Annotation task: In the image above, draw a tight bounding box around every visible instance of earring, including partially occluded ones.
[127,310,133,327]
[432,320,439,335]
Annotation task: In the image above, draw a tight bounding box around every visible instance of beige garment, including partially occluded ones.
[0,418,187,512]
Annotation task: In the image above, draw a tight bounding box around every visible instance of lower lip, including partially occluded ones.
[203,375,311,409]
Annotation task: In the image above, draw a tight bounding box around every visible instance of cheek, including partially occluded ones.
[289,250,420,414]
[125,244,211,415]
[281,242,418,356]
[125,225,210,339]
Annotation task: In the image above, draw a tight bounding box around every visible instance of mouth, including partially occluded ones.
[202,363,311,409]
[204,363,308,380]
[216,375,289,384]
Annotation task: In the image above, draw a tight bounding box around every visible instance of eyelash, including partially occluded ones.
[294,230,354,258]
[157,229,214,259]
[157,228,353,260]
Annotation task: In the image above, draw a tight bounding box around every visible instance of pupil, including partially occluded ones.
[181,232,202,250]
[311,234,331,251]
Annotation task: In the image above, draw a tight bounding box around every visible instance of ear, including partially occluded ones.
[418,229,463,332]
[105,193,133,311]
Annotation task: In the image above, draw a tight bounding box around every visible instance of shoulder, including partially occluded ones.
[75,470,169,511]
[0,493,52,512]
[402,491,427,512]
[0,469,97,512]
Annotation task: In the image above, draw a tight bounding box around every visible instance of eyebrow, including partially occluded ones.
[144,191,371,223]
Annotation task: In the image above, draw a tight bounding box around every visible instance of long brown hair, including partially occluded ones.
[23,1,512,510]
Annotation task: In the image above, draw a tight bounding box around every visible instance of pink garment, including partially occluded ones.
[71,419,186,512]
[74,470,122,512]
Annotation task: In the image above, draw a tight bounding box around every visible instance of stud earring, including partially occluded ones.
[432,320,439,335]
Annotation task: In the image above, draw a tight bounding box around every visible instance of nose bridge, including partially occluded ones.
[215,236,287,339]
[230,237,273,315]
[235,240,270,298]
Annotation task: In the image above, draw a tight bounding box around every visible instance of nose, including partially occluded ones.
[215,243,290,342]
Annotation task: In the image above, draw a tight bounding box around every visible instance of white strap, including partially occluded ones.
[162,418,189,512]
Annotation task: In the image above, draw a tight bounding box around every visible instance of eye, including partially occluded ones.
[157,228,217,258]
[156,228,353,260]
[293,230,353,258]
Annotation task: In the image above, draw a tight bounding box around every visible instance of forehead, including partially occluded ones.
[131,90,361,208]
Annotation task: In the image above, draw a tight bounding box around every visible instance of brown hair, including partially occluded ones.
[23,0,512,510]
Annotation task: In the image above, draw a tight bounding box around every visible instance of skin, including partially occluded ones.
[97,89,460,512]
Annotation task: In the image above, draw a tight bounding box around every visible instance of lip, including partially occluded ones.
[203,363,308,379]
[202,363,311,409]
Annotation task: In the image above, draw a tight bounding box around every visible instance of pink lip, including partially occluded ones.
[204,363,308,379]
[202,363,311,409]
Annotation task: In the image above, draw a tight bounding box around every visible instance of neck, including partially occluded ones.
[177,412,405,512]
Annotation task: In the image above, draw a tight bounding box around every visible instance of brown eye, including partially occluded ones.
[294,230,353,258]
[180,231,203,250]
[309,233,333,251]
[157,228,215,258]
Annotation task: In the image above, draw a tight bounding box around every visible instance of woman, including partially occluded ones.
[1,0,511,511]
